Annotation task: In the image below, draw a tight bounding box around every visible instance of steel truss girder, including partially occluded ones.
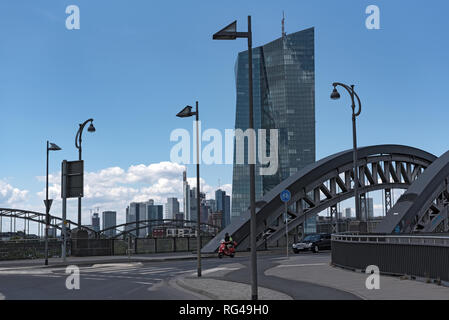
[201,145,437,253]
[0,208,95,234]
[376,150,449,234]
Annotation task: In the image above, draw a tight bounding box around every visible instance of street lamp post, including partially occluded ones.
[75,119,96,228]
[44,141,61,265]
[176,102,202,277]
[331,83,362,222]
[213,16,258,300]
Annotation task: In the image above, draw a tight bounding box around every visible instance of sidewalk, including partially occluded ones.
[174,263,292,300]
[0,251,215,269]
[264,255,449,300]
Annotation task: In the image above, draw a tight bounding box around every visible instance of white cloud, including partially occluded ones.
[0,180,28,206]
[31,161,232,225]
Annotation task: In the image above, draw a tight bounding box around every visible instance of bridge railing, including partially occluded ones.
[332,234,449,247]
[331,233,449,283]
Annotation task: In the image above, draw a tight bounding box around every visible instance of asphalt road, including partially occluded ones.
[217,252,359,300]
[0,252,358,300]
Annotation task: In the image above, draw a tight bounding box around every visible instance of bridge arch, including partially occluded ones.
[376,149,449,233]
[0,208,96,235]
[202,145,437,253]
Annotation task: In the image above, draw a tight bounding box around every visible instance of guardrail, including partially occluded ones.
[332,234,449,247]
[331,233,449,283]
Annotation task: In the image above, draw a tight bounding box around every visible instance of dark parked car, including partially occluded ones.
[292,233,332,253]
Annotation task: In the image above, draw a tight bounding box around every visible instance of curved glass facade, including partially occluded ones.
[231,28,316,222]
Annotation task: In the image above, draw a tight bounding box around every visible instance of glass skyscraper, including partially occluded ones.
[231,27,315,221]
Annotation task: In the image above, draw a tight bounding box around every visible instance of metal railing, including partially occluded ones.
[332,233,449,247]
[331,233,449,282]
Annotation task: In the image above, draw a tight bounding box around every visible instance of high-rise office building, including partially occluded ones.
[189,187,205,223]
[345,208,352,219]
[165,197,180,220]
[126,200,163,237]
[91,212,100,232]
[367,197,374,219]
[102,211,117,237]
[183,171,191,221]
[231,27,316,222]
[215,189,231,228]
[206,199,216,213]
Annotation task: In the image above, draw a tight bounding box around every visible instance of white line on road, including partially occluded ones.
[275,263,327,268]
[0,292,4,300]
[134,281,154,285]
[200,267,241,275]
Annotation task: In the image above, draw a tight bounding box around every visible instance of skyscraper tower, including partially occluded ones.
[231,27,315,221]
[183,171,191,221]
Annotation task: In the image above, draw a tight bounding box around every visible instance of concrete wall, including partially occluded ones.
[135,236,214,254]
[71,239,113,256]
[0,240,62,260]
[0,236,215,260]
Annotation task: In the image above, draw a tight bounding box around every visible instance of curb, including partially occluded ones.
[174,275,293,300]
[174,276,220,300]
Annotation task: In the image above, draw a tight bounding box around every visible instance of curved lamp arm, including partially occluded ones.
[332,82,362,117]
[75,118,94,150]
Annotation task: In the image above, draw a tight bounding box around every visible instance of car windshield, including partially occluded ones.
[303,235,320,242]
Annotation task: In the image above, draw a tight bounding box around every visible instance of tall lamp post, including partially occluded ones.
[44,141,62,265]
[176,102,202,277]
[213,16,258,300]
[330,83,362,222]
[75,119,96,228]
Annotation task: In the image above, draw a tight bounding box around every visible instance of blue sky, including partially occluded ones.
[0,0,448,227]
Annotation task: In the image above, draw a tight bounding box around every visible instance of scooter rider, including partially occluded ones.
[224,232,233,248]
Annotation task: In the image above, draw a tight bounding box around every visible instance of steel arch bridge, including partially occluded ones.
[376,149,449,234]
[0,209,220,239]
[99,219,221,239]
[0,208,97,235]
[202,144,437,253]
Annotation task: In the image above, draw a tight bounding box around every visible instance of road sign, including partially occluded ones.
[280,190,291,203]
[61,160,84,198]
[43,199,53,212]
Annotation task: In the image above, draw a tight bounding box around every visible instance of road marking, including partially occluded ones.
[200,267,241,275]
[275,263,327,268]
[84,277,108,281]
[30,274,62,278]
[134,281,154,285]
[0,292,5,300]
[172,269,196,274]
[140,268,176,275]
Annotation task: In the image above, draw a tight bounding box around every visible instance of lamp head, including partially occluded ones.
[176,106,195,118]
[87,122,96,133]
[213,20,238,40]
[330,87,341,100]
[48,143,62,151]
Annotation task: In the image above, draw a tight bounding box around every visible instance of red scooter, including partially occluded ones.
[218,240,237,258]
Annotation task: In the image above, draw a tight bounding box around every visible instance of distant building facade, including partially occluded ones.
[91,213,100,232]
[215,189,231,228]
[102,211,117,237]
[126,200,163,237]
[165,197,180,220]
